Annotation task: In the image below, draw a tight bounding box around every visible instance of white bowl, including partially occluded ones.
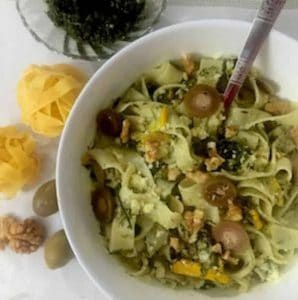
[57,20,298,300]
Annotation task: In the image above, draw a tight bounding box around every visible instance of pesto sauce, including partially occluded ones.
[46,0,145,50]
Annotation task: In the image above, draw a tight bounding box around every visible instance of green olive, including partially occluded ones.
[183,84,222,118]
[91,187,116,223]
[44,230,73,269]
[97,108,122,137]
[33,180,58,217]
[203,176,237,208]
[212,221,250,254]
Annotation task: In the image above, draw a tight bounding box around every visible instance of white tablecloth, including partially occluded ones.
[1,1,298,299]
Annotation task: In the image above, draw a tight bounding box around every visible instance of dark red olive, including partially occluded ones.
[212,221,251,253]
[91,188,116,224]
[183,84,222,118]
[204,176,237,208]
[97,109,122,137]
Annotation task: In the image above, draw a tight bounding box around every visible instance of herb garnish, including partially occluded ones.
[118,197,132,229]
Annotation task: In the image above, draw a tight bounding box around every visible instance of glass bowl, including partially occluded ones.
[16,0,167,61]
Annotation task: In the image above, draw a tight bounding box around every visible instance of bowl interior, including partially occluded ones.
[57,20,298,300]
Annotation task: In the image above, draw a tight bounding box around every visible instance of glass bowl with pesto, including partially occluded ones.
[16,0,166,61]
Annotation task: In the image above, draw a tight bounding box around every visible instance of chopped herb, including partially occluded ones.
[117,197,132,229]
[156,93,171,104]
[156,88,180,103]
[216,139,249,172]
[134,224,142,236]
[181,76,197,89]
[46,0,145,50]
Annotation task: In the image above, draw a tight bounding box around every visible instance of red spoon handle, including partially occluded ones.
[224,0,287,108]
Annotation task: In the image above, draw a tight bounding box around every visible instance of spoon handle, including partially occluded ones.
[224,0,287,108]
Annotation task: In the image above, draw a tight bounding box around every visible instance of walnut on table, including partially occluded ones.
[0,216,44,254]
[0,240,6,251]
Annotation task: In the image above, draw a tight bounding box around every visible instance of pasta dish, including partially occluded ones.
[82,56,298,291]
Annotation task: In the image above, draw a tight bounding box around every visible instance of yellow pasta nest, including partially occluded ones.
[0,126,40,198]
[17,64,87,137]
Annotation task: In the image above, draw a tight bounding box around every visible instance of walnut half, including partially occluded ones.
[225,200,243,222]
[120,119,131,143]
[0,216,44,254]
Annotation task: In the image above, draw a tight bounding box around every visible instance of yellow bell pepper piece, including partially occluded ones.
[159,107,169,127]
[171,259,201,278]
[249,209,263,230]
[148,107,169,132]
[205,269,231,285]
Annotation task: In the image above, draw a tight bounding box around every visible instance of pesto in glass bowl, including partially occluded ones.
[16,0,167,61]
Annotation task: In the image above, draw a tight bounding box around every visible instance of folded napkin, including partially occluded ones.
[169,0,298,9]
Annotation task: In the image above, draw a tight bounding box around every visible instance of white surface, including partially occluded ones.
[0,1,298,300]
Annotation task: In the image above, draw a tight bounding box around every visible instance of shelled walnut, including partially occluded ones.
[120,119,131,143]
[0,216,44,254]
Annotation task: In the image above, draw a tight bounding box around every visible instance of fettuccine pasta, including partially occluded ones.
[83,56,298,292]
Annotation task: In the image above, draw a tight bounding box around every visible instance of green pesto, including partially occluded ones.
[46,0,145,50]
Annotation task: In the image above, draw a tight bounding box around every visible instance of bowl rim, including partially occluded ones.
[56,19,298,299]
[16,0,168,61]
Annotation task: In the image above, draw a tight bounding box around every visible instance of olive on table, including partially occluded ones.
[183,84,222,118]
[91,187,116,223]
[96,108,122,137]
[44,230,73,269]
[212,221,251,254]
[203,176,237,208]
[33,180,58,217]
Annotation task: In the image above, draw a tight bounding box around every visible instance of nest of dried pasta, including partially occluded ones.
[17,64,86,137]
[0,126,39,197]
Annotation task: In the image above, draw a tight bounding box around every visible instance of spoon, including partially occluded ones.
[223,0,287,109]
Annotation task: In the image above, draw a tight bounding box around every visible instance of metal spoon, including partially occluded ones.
[224,0,287,109]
